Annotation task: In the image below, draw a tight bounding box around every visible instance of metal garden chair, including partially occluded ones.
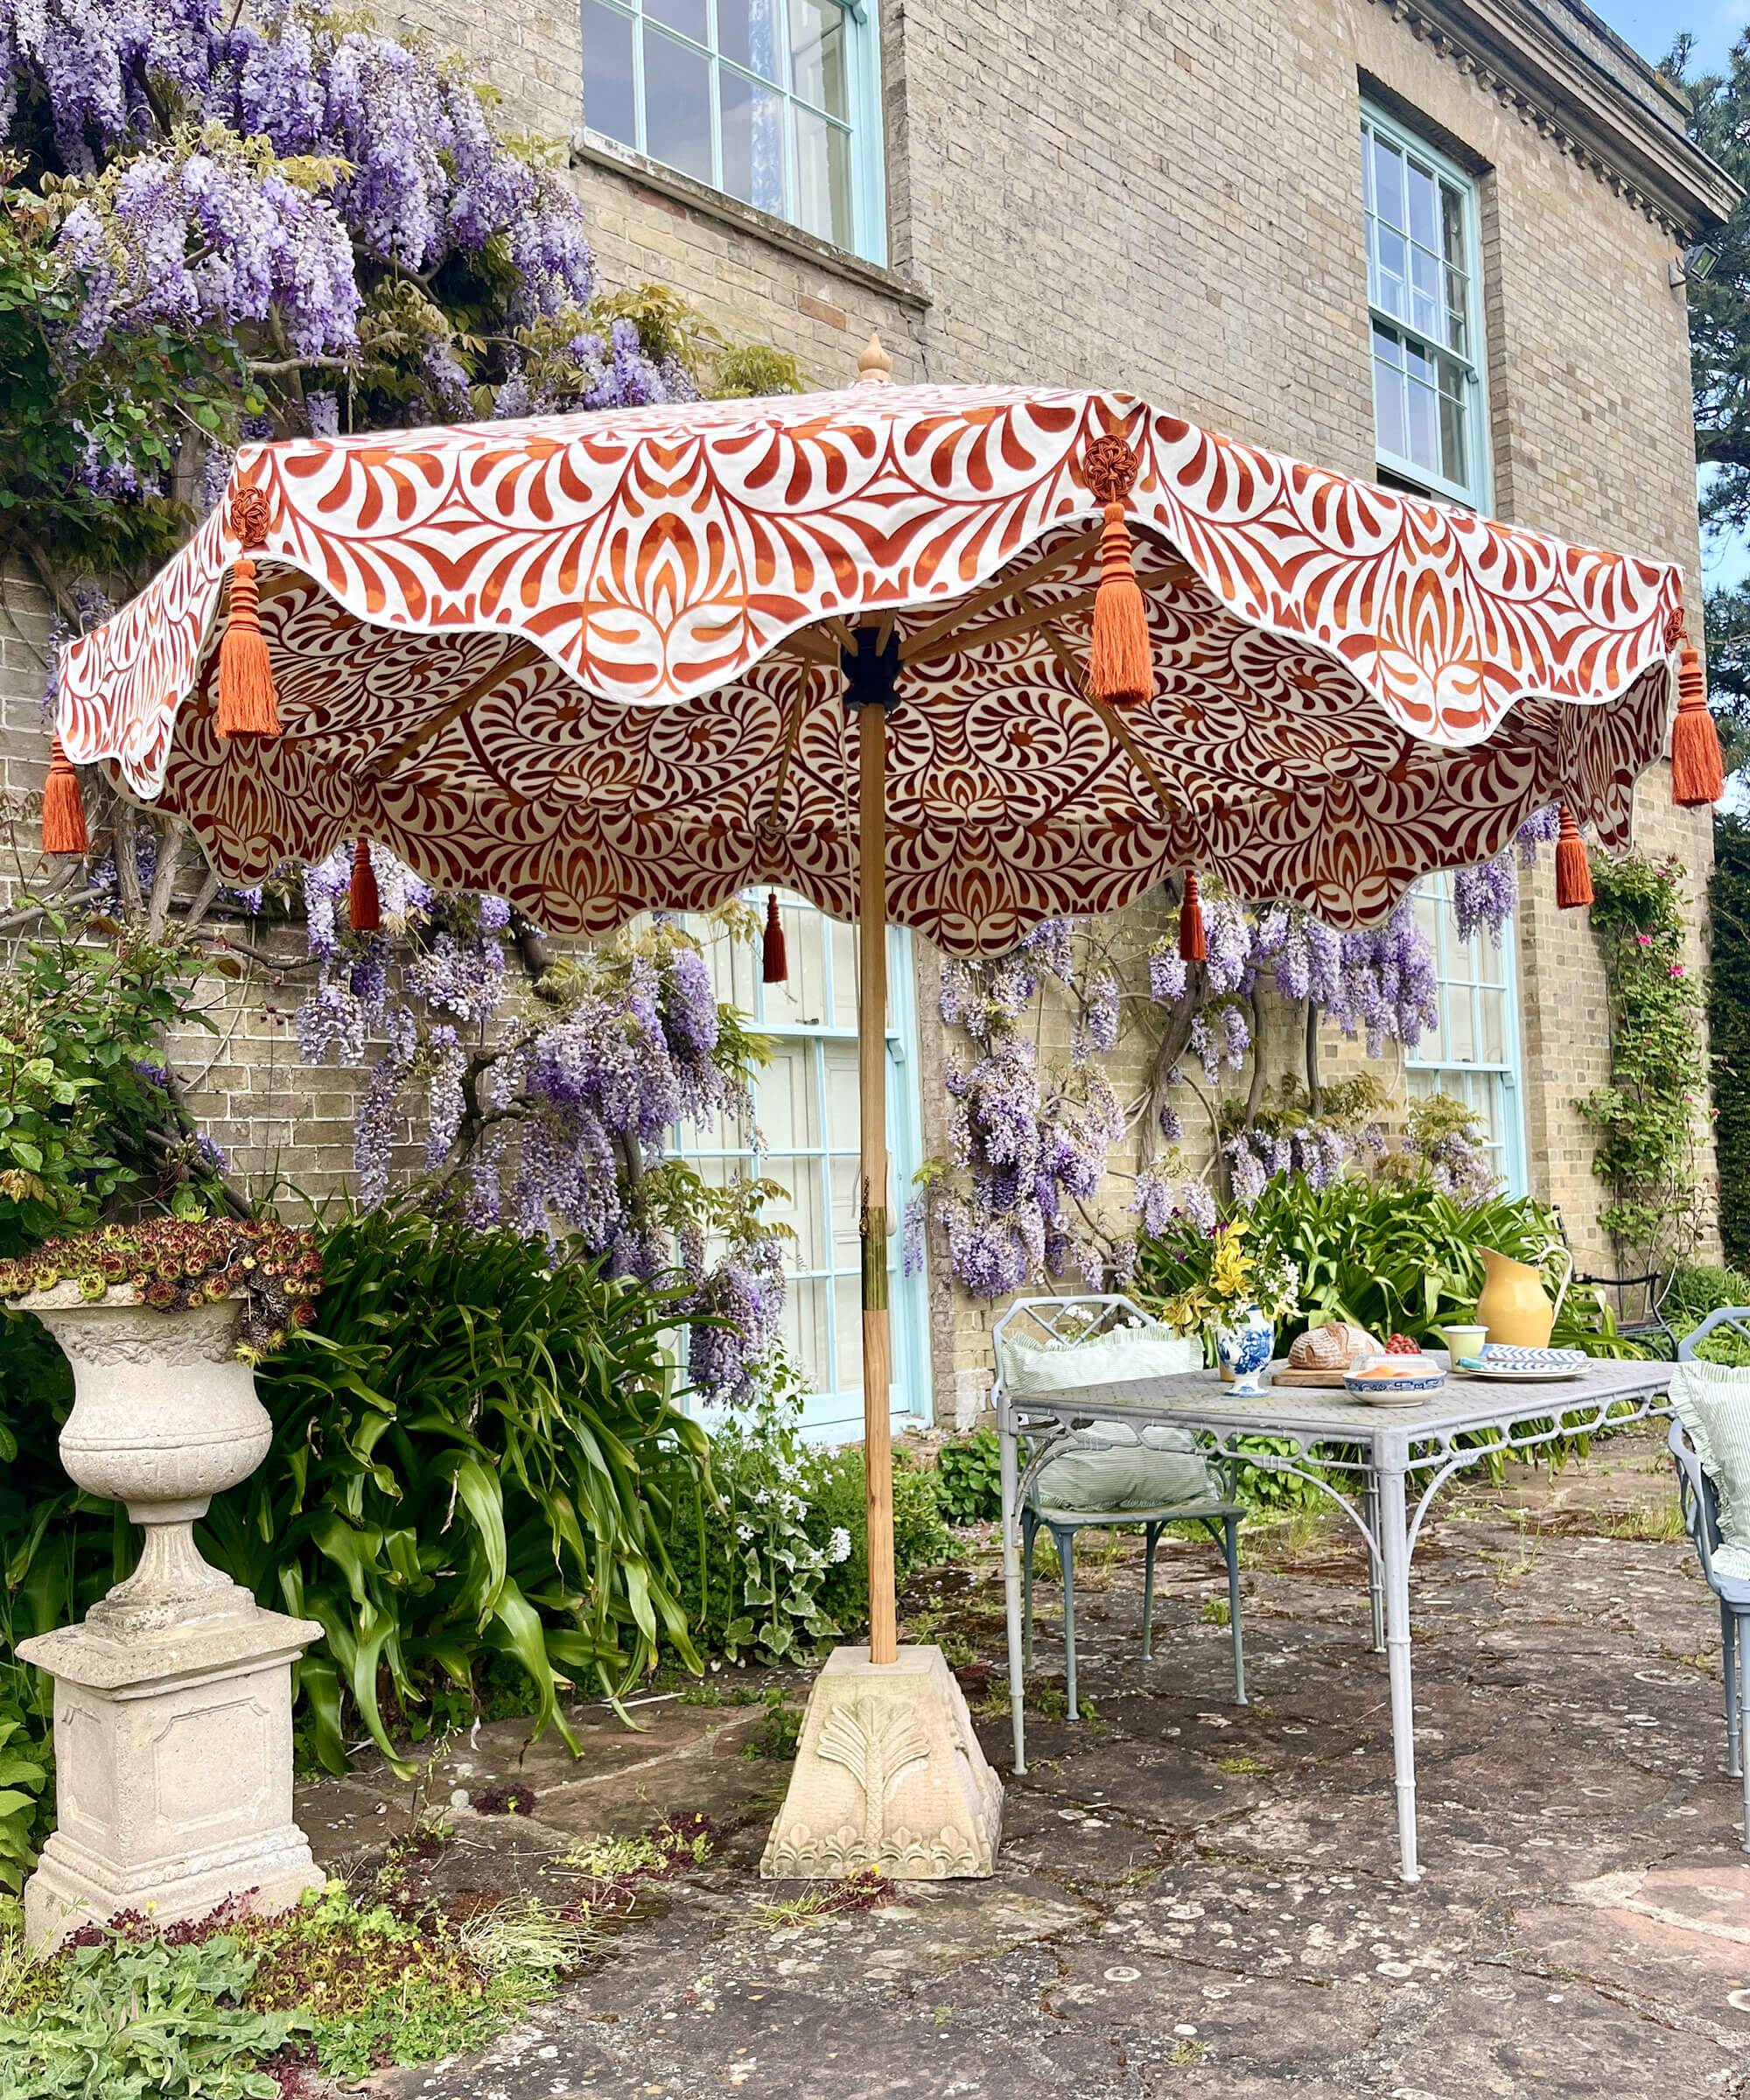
[994,1295,1247,1719]
[1671,1306,1750,1846]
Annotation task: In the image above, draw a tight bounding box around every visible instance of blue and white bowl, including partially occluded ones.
[1343,1357,1446,1401]
[1480,1343,1586,1373]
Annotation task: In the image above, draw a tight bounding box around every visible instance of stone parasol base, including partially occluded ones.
[19,1602,325,1950]
[760,1644,1003,1880]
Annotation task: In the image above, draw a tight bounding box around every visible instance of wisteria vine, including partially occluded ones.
[294,851,785,1404]
[922,822,1550,1298]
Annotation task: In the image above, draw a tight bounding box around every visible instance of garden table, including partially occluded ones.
[998,1354,1676,1881]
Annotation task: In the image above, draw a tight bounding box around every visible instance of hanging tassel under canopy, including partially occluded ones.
[1555,804,1593,910]
[1083,434,1156,707]
[1179,868,1207,961]
[349,837,381,933]
[217,487,281,739]
[761,890,788,984]
[42,737,88,856]
[1672,643,1725,808]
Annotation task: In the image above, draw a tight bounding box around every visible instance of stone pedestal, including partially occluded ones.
[19,1609,324,1947]
[760,1645,1003,1879]
[12,1283,325,1950]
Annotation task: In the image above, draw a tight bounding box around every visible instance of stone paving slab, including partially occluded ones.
[327,1429,1750,2097]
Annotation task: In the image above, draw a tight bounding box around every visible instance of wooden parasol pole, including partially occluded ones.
[858,680,897,1666]
[846,626,898,1667]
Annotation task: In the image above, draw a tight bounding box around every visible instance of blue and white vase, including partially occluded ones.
[1214,1304,1275,1396]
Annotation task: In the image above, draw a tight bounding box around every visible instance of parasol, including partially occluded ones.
[51,337,1718,1876]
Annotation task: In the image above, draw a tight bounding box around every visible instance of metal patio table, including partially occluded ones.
[998,1354,1676,1881]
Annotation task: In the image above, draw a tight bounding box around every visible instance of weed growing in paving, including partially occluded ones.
[740,1687,804,1760]
[738,1868,892,1929]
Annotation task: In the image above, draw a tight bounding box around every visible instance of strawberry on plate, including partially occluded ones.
[1385,1333,1419,1354]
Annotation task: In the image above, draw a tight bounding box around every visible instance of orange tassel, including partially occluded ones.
[215,559,281,738]
[1671,645,1724,807]
[1088,501,1156,705]
[349,837,381,934]
[42,737,88,856]
[1179,869,1207,961]
[1555,805,1592,910]
[761,890,788,984]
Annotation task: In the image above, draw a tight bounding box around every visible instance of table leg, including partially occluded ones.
[1365,1471,1385,1655]
[1000,1415,1026,1775]
[1376,1461,1419,1882]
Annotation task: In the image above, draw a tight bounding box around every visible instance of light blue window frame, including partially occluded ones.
[581,0,887,265]
[673,895,929,1441]
[1361,101,1490,509]
[1406,873,1527,1196]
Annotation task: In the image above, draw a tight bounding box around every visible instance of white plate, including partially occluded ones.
[1451,1363,1586,1383]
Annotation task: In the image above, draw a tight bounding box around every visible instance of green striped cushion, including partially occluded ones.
[1670,1362,1750,1580]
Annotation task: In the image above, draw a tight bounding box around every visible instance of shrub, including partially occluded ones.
[805,1443,953,1628]
[936,1430,1004,1525]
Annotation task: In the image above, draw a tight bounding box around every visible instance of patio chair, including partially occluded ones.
[1556,1211,1676,1358]
[1671,1306,1750,1846]
[993,1295,1246,1720]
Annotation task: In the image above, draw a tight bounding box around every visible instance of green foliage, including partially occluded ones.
[806,1444,954,1630]
[0,1880,564,2093]
[739,1685,804,1760]
[936,1428,1004,1525]
[0,1930,295,2099]
[189,1208,710,1774]
[0,1674,49,1898]
[1578,854,1708,1269]
[1136,1178,1628,1355]
[1712,816,1750,1272]
[0,158,257,573]
[0,917,224,1259]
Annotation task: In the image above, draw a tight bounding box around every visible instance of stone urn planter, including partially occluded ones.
[13,1280,323,1948]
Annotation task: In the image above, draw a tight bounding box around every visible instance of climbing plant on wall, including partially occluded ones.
[1712,816,1750,1271]
[1578,850,1711,1273]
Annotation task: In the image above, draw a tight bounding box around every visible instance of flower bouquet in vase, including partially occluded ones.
[1153,1220,1299,1397]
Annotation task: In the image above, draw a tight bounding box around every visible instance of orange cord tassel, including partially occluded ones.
[1555,805,1593,910]
[1671,645,1724,807]
[349,837,381,934]
[761,890,788,985]
[42,737,88,856]
[1179,869,1207,961]
[216,558,281,738]
[1088,501,1156,705]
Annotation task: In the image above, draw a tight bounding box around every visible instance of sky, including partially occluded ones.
[1589,4,1743,591]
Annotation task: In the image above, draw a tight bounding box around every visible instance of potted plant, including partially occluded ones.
[1152,1219,1299,1396]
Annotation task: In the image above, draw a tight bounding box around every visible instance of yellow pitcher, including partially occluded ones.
[1475,1244,1572,1348]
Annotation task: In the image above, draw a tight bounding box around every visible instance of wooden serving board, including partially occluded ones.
[1269,1367,1352,1389]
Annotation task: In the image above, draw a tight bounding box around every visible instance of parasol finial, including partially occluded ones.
[855,331,892,386]
[217,486,282,740]
[1084,435,1156,706]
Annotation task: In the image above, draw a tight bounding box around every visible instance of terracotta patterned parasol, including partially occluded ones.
[52,346,1713,1796]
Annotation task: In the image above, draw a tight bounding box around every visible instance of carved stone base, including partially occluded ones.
[19,1606,325,1950]
[760,1645,1003,1880]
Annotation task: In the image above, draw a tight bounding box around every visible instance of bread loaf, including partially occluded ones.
[1288,1320,1382,1371]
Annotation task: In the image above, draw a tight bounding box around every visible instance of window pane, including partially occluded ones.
[757,1041,821,1151]
[1407,160,1438,252]
[1373,134,1405,232]
[763,900,829,1026]
[790,0,848,116]
[830,920,858,1028]
[1445,266,1468,358]
[1480,985,1505,1065]
[794,106,852,246]
[1373,325,1407,462]
[766,1153,827,1266]
[1440,181,1468,272]
[642,26,712,183]
[1438,363,1468,491]
[583,0,637,145]
[1404,340,1439,474]
[1375,226,1408,321]
[647,0,708,41]
[720,0,783,80]
[1410,243,1440,339]
[784,1277,833,1393]
[721,64,787,215]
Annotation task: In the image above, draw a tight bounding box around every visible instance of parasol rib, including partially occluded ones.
[361,639,546,780]
[1034,609,1183,819]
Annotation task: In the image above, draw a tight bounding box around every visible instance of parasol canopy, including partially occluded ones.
[55,372,1691,954]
